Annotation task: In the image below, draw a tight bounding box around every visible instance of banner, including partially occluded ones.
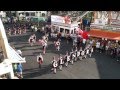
[51,15,71,24]
[110,19,120,26]
[94,19,107,25]
[51,15,65,24]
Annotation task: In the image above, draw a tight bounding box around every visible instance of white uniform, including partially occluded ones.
[77,51,80,57]
[55,41,60,51]
[81,50,84,56]
[89,47,93,57]
[79,50,83,60]
[52,60,58,68]
[37,55,43,63]
[32,35,36,43]
[86,49,89,55]
[59,57,63,65]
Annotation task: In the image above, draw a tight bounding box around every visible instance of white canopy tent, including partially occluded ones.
[0,18,26,78]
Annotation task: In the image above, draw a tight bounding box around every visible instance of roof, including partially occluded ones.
[0,59,12,76]
[88,29,120,40]
[7,44,26,63]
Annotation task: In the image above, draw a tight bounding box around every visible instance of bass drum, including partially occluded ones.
[53,62,58,68]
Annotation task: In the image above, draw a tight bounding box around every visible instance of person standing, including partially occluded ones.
[70,49,76,64]
[89,46,94,57]
[28,35,34,46]
[13,63,17,75]
[42,39,47,54]
[64,51,70,67]
[32,34,36,44]
[79,47,83,60]
[96,40,100,52]
[37,53,43,69]
[58,54,63,70]
[51,56,58,74]
[54,39,60,51]
[17,63,23,79]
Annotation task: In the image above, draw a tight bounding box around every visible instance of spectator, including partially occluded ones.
[17,63,23,79]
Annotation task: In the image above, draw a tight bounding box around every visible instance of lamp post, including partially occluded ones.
[37,12,39,27]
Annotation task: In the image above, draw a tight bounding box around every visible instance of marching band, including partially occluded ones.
[18,24,120,75]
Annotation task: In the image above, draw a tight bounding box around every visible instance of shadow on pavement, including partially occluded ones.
[23,64,52,79]
[93,52,120,79]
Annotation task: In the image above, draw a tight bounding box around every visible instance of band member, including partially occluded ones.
[86,47,89,58]
[84,49,87,59]
[82,38,86,49]
[51,56,58,74]
[19,28,22,35]
[31,25,34,32]
[28,36,34,46]
[79,47,83,60]
[43,34,48,42]
[89,47,93,57]
[64,51,70,67]
[81,49,85,60]
[73,37,77,50]
[54,39,60,51]
[74,47,78,61]
[23,27,26,33]
[70,49,75,64]
[17,27,20,34]
[14,28,17,35]
[32,34,36,43]
[42,40,47,54]
[77,48,80,60]
[37,53,43,68]
[58,54,64,70]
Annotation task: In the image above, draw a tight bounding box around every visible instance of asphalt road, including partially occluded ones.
[8,31,120,79]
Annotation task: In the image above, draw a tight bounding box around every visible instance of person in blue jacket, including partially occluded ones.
[17,63,23,79]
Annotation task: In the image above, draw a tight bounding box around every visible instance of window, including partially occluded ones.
[22,13,24,15]
[60,28,64,33]
[65,29,69,34]
[71,30,73,34]
[31,13,35,16]
[26,12,29,16]
[42,13,45,17]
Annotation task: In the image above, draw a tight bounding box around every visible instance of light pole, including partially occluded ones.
[37,12,39,27]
